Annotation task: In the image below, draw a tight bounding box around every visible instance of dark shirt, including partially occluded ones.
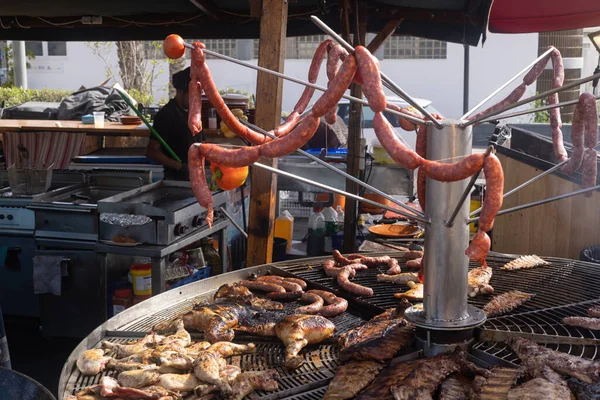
[150,99,204,180]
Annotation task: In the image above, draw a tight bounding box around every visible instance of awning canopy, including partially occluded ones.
[0,0,492,46]
[489,0,600,34]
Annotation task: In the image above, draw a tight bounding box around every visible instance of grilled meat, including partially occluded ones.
[324,360,383,400]
[468,266,494,297]
[214,283,284,310]
[76,349,112,376]
[507,378,572,400]
[76,376,177,399]
[193,342,255,395]
[588,305,600,318]
[509,337,600,384]
[117,369,160,388]
[483,291,535,317]
[355,358,426,400]
[339,318,414,362]
[184,341,212,358]
[159,373,200,391]
[377,272,419,285]
[390,350,488,400]
[101,332,164,358]
[275,314,335,369]
[474,367,521,400]
[500,255,549,271]
[227,369,280,400]
[568,377,600,400]
[563,316,600,330]
[439,374,472,400]
[394,281,423,300]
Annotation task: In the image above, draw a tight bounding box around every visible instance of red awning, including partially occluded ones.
[489,0,600,33]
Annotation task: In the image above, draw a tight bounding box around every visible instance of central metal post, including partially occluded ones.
[424,120,470,322]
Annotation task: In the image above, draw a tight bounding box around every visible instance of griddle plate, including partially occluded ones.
[121,187,197,213]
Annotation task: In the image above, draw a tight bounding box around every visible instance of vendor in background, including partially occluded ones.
[145,67,204,181]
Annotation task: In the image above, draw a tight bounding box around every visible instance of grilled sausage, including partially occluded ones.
[405,258,422,270]
[238,280,285,293]
[355,46,386,113]
[404,250,424,260]
[307,290,349,317]
[478,153,504,232]
[372,112,423,169]
[386,259,402,275]
[420,153,485,182]
[295,292,325,314]
[323,259,357,278]
[254,276,303,293]
[312,54,357,118]
[267,291,303,301]
[337,266,374,297]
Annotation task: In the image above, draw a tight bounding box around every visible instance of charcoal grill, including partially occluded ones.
[59,250,600,399]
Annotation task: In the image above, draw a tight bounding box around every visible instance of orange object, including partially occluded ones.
[210,163,249,190]
[333,194,345,211]
[112,288,133,316]
[361,193,391,213]
[163,34,186,59]
[368,224,422,238]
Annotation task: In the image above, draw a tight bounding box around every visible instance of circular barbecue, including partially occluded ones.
[60,15,600,400]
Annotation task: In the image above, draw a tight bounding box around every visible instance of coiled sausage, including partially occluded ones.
[337,266,374,297]
[295,292,324,314]
[307,290,349,317]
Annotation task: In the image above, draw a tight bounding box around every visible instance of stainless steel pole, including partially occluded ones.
[424,120,471,322]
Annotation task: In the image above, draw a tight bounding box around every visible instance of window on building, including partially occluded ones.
[384,36,446,59]
[253,35,330,59]
[25,41,43,57]
[183,39,237,59]
[47,41,67,56]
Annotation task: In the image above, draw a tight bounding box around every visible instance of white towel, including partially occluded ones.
[32,255,63,295]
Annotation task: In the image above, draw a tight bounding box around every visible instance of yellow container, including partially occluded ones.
[469,199,481,232]
[274,210,294,250]
[130,264,152,295]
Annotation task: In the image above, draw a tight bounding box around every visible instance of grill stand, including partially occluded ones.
[404,120,486,356]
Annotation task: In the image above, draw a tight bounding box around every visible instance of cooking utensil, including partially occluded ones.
[368,223,423,238]
[0,367,56,400]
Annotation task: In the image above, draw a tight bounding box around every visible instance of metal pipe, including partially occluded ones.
[476,94,600,124]
[462,71,600,127]
[467,182,600,224]
[251,162,431,224]
[470,158,569,217]
[463,44,470,115]
[446,146,493,227]
[198,48,426,125]
[219,206,248,239]
[460,47,554,120]
[239,118,428,219]
[12,41,28,89]
[310,16,443,129]
[424,120,471,322]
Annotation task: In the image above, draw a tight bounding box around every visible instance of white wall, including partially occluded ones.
[24,33,541,123]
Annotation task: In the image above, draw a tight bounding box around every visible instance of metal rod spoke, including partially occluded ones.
[198,48,426,125]
[252,162,431,224]
[239,119,428,219]
[446,146,493,226]
[470,159,569,217]
[460,48,554,120]
[467,183,600,224]
[219,206,248,239]
[477,94,600,124]
[462,71,600,127]
[310,15,443,129]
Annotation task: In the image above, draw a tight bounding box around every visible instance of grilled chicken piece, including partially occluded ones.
[500,255,549,270]
[324,360,384,400]
[76,349,112,375]
[101,332,164,358]
[159,373,200,391]
[161,318,191,348]
[507,378,572,400]
[377,272,419,285]
[439,374,472,400]
[510,337,600,384]
[117,369,160,388]
[483,291,535,317]
[77,376,177,399]
[588,305,600,318]
[339,318,413,362]
[563,316,600,330]
[193,342,256,395]
[227,369,280,400]
[214,283,284,310]
[390,350,487,400]
[474,367,521,400]
[275,314,335,369]
[468,266,494,297]
[355,358,426,400]
[394,281,423,300]
[184,341,212,358]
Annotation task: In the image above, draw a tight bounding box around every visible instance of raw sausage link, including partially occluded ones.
[307,289,349,317]
[404,250,423,260]
[191,143,261,168]
[373,112,424,169]
[295,292,324,314]
[323,259,356,278]
[355,46,386,113]
[522,52,552,86]
[260,115,320,159]
[478,153,504,232]
[324,44,348,124]
[188,152,213,227]
[267,291,302,301]
[293,40,334,115]
[337,267,374,297]
[561,101,584,175]
[312,54,357,118]
[386,259,402,275]
[465,231,491,267]
[582,148,597,198]
[420,153,485,182]
[405,258,422,270]
[468,83,527,121]
[549,93,568,162]
[386,103,422,132]
[238,280,285,293]
[188,80,203,135]
[582,92,599,148]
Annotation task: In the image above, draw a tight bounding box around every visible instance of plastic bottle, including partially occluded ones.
[335,205,345,231]
[208,108,217,129]
[274,210,294,250]
[307,210,325,256]
[112,288,133,316]
[322,206,338,253]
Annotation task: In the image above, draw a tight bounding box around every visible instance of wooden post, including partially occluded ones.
[246,0,288,266]
[342,1,367,253]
